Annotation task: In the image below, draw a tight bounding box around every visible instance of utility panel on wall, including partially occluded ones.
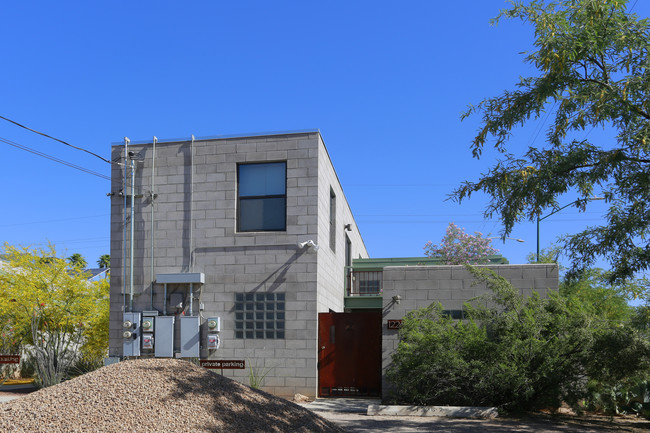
[122,312,141,357]
[180,316,200,358]
[155,316,175,358]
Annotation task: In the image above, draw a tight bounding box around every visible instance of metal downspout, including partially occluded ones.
[190,134,194,272]
[122,137,130,311]
[189,283,194,316]
[129,157,136,312]
[151,136,157,309]
[163,283,168,315]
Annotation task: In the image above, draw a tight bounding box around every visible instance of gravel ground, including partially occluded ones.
[0,358,343,433]
[3,363,649,433]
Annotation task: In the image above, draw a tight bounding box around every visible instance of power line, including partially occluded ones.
[356,210,603,218]
[0,213,109,228]
[0,115,112,164]
[1,136,111,181]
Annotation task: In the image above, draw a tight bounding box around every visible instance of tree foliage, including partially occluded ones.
[0,244,109,387]
[386,266,650,413]
[67,253,87,269]
[453,0,650,283]
[97,254,110,269]
[424,222,499,264]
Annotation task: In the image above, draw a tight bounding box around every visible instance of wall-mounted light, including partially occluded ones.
[344,224,352,231]
[298,240,320,251]
[392,295,402,304]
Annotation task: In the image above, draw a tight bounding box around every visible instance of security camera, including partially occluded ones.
[298,240,320,251]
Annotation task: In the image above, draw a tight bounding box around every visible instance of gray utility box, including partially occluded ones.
[180,316,200,358]
[155,316,175,358]
[122,312,141,357]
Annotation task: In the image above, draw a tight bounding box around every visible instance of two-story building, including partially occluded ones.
[108,130,558,399]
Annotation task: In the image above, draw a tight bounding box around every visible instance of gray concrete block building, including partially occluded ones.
[108,130,559,400]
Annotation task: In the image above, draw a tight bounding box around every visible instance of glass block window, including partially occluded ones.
[234,292,285,339]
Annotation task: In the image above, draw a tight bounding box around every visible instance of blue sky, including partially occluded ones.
[1,0,647,269]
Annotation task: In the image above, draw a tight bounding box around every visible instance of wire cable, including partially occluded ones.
[0,213,109,228]
[0,115,112,164]
[1,136,110,180]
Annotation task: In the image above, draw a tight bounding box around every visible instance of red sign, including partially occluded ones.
[0,355,20,364]
[387,320,403,330]
[200,359,245,369]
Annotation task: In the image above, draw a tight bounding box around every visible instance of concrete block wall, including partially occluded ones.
[316,135,368,313]
[380,263,559,399]
[109,131,364,398]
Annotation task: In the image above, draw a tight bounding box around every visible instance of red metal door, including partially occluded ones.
[318,311,382,397]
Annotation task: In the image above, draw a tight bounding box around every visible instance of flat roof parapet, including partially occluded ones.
[351,256,509,270]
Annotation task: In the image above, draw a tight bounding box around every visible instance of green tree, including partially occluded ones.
[67,253,87,269]
[0,244,108,387]
[453,0,650,283]
[97,254,110,269]
[526,245,562,265]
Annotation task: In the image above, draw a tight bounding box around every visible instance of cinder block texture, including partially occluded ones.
[380,263,559,399]
[109,132,368,399]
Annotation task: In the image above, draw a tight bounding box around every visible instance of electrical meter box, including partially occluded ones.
[141,316,155,333]
[180,316,200,358]
[206,317,221,333]
[154,316,174,358]
[122,312,141,357]
[207,334,220,350]
[142,334,154,350]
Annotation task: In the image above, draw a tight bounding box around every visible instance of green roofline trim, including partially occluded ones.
[351,255,508,270]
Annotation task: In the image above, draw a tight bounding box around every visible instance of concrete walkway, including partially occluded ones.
[0,384,37,403]
[298,398,380,414]
[298,398,649,433]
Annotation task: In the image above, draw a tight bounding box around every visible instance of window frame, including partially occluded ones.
[329,187,336,252]
[237,161,287,232]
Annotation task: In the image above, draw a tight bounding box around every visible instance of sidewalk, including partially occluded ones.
[298,398,650,433]
[298,398,380,414]
[0,384,37,403]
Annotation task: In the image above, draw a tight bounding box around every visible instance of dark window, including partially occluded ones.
[359,279,381,295]
[345,236,351,267]
[344,235,352,291]
[351,271,382,296]
[234,292,285,339]
[329,188,336,252]
[238,162,286,231]
[442,310,468,320]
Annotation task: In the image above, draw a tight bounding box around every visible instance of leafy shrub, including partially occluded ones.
[386,266,650,413]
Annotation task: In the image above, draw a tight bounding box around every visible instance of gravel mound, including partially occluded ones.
[0,358,344,433]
